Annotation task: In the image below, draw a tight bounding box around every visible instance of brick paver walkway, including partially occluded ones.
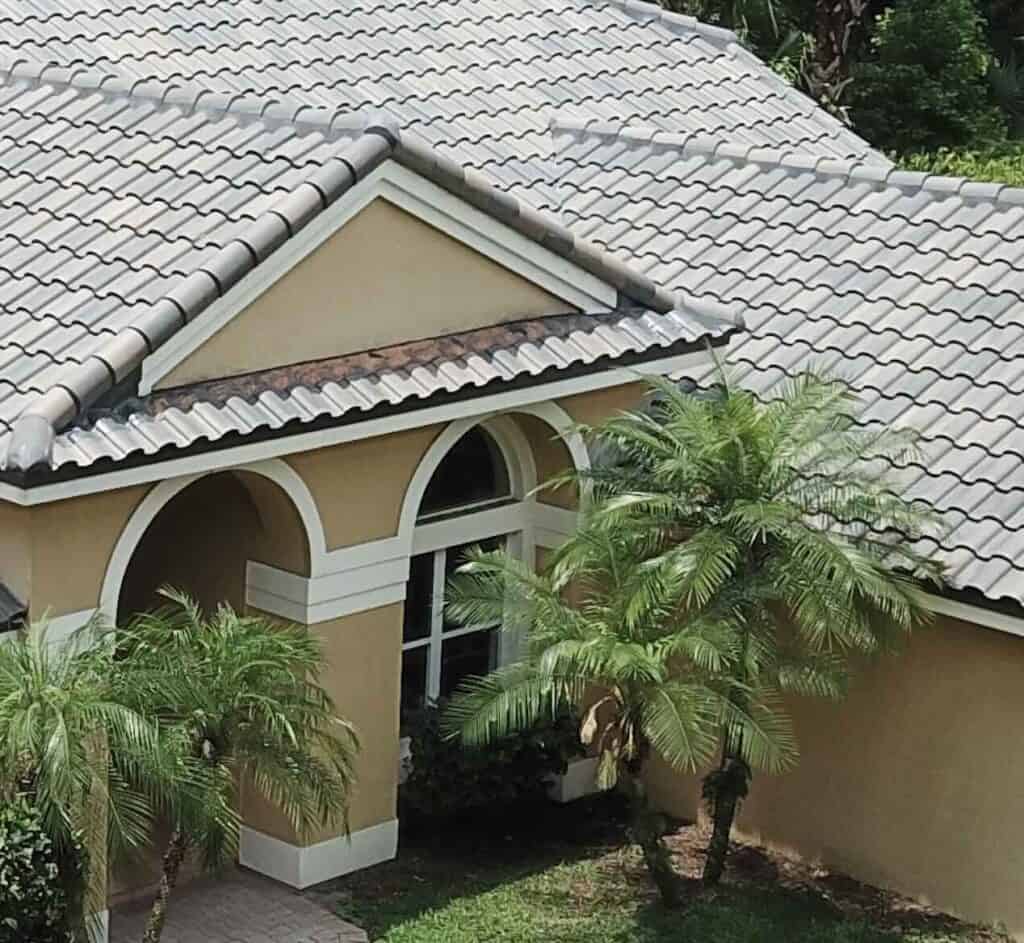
[110,869,367,943]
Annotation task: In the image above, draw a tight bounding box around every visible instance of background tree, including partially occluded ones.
[849,0,1006,152]
[111,590,360,943]
[446,373,941,892]
[660,0,1024,179]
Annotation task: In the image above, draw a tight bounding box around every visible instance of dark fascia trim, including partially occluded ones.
[0,333,732,491]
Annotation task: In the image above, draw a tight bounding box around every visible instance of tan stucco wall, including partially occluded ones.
[26,485,147,619]
[0,381,649,906]
[160,198,575,388]
[242,603,403,843]
[647,615,1024,937]
[287,423,442,549]
[558,380,647,427]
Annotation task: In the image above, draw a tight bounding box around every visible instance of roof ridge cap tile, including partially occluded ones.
[598,0,738,46]
[0,58,375,138]
[3,127,738,473]
[550,116,1024,206]
[2,130,397,472]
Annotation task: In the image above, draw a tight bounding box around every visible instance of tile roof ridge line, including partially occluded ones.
[549,116,1022,206]
[2,125,742,473]
[2,128,398,473]
[389,132,743,335]
[0,58,372,137]
[598,0,738,47]
[594,2,874,149]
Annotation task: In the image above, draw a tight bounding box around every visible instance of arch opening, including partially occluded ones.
[115,468,312,626]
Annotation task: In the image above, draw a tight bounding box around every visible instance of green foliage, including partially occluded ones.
[0,618,171,922]
[400,702,580,822]
[0,797,84,943]
[443,371,940,889]
[901,144,1024,185]
[111,589,360,867]
[848,0,1005,152]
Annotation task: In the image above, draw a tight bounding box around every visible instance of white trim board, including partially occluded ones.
[239,819,398,889]
[924,592,1024,639]
[0,350,711,507]
[139,160,617,394]
[246,501,577,624]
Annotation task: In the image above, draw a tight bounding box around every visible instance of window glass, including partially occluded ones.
[439,628,499,700]
[419,427,511,516]
[400,646,429,716]
[443,535,505,628]
[402,553,433,642]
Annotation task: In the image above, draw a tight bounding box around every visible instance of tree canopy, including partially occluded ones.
[662,0,1024,179]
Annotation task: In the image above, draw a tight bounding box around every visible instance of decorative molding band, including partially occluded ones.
[1,607,99,647]
[239,819,399,889]
[924,593,1024,640]
[246,501,580,624]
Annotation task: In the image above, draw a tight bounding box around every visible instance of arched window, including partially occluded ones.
[418,426,512,517]
[400,425,518,724]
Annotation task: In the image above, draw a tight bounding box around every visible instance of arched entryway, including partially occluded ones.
[109,464,315,626]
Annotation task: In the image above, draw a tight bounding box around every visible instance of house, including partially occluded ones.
[0,0,1021,938]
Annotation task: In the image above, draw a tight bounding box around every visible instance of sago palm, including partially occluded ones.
[110,589,360,943]
[445,371,942,899]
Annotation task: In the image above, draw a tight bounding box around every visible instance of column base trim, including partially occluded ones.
[239,819,398,889]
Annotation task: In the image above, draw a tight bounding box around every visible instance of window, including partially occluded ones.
[401,425,517,729]
[401,536,505,723]
[419,426,511,517]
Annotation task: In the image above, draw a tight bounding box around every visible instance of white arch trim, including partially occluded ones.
[245,405,588,626]
[397,403,588,544]
[99,458,326,621]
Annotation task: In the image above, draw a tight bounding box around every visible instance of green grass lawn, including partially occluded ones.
[326,799,1000,943]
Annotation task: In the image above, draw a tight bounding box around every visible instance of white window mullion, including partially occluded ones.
[426,547,446,700]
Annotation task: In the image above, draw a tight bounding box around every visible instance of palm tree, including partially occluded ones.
[110,589,360,943]
[445,372,942,898]
[442,530,725,906]
[0,616,175,937]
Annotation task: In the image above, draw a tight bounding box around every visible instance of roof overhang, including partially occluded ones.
[0,344,722,505]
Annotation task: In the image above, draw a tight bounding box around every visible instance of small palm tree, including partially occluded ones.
[111,589,360,943]
[445,372,941,899]
[0,617,173,935]
[442,530,726,905]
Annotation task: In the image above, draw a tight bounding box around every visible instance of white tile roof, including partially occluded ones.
[0,1,1021,606]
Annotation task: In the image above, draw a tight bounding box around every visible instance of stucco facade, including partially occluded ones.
[9,380,646,907]
[647,615,1024,937]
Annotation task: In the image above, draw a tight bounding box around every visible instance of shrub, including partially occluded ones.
[400,702,582,824]
[900,144,1024,187]
[0,797,84,943]
[849,0,1006,153]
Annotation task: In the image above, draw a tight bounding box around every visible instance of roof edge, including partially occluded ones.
[2,119,738,473]
[549,117,1024,204]
[600,0,738,47]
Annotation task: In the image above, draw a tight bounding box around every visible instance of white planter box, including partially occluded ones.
[546,756,604,804]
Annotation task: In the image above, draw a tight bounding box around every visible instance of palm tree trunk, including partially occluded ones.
[626,757,683,908]
[701,746,750,886]
[141,830,188,943]
[702,760,740,885]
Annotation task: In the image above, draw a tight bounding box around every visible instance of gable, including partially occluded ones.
[156,198,578,390]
